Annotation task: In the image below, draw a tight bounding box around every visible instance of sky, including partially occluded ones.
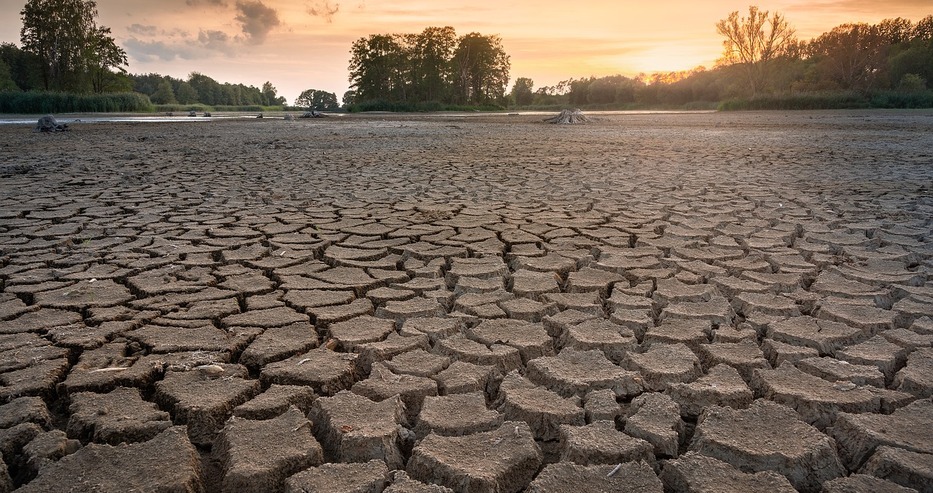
[1,0,930,103]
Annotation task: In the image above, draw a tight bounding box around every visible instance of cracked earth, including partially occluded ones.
[0,110,931,492]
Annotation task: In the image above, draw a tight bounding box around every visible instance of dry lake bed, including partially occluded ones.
[0,110,931,492]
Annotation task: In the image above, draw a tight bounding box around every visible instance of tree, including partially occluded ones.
[715,6,796,95]
[877,17,914,45]
[150,78,177,104]
[0,60,19,92]
[408,26,457,102]
[295,89,339,110]
[175,81,198,104]
[86,26,127,93]
[348,34,408,102]
[261,81,285,106]
[0,42,42,91]
[808,23,888,90]
[451,33,510,104]
[510,77,534,106]
[188,72,222,105]
[20,0,121,92]
[915,15,933,41]
[342,90,357,107]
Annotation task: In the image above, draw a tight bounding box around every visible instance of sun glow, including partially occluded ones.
[621,43,718,76]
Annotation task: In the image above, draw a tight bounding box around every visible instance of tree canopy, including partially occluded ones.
[348,27,511,108]
[529,12,932,110]
[715,6,796,95]
[20,0,127,92]
[295,89,339,110]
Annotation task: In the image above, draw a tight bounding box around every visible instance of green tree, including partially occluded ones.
[408,26,457,102]
[0,43,41,91]
[188,72,222,105]
[808,23,888,90]
[175,81,198,104]
[20,0,116,91]
[898,73,927,92]
[348,34,408,102]
[150,78,177,104]
[715,6,796,95]
[129,72,164,96]
[295,89,339,110]
[261,81,285,106]
[0,60,19,92]
[86,26,127,93]
[342,90,356,107]
[451,33,510,104]
[510,77,534,106]
[915,15,933,40]
[877,17,914,45]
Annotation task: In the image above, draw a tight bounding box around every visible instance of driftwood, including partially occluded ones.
[300,110,328,118]
[544,109,589,124]
[35,115,68,132]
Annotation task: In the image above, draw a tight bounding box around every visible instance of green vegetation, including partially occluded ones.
[1,0,290,114]
[347,27,510,110]
[512,9,933,111]
[345,100,504,113]
[129,73,286,108]
[294,89,339,110]
[1,1,930,114]
[19,0,129,93]
[0,91,152,113]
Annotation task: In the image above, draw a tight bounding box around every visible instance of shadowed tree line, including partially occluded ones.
[0,0,293,112]
[345,27,511,111]
[514,9,933,110]
[129,72,286,108]
[3,2,931,113]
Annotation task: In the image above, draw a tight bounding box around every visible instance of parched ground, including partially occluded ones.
[0,110,931,493]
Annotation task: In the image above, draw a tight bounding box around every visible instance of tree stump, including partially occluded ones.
[35,115,68,132]
[544,109,589,124]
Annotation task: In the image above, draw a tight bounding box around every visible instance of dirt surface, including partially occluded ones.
[0,110,931,492]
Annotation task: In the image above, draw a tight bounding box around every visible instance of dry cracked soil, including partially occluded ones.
[0,110,931,493]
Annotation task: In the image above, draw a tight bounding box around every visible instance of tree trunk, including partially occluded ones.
[544,109,589,124]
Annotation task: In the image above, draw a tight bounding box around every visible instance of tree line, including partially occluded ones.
[516,9,933,109]
[345,27,510,110]
[2,1,931,112]
[128,73,287,108]
[1,0,329,112]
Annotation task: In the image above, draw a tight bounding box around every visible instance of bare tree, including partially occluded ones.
[716,6,796,95]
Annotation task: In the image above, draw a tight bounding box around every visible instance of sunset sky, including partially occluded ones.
[1,1,930,103]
